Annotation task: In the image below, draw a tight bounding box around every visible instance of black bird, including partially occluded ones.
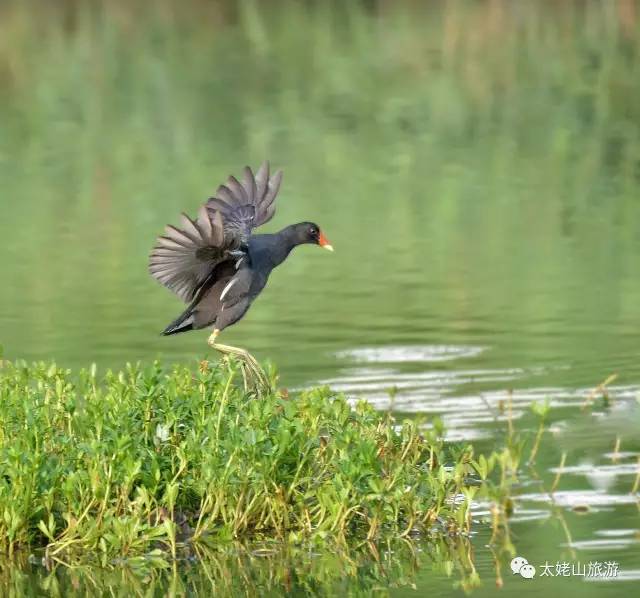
[149,162,333,389]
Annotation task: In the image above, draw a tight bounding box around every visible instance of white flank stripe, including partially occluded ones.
[220,278,237,301]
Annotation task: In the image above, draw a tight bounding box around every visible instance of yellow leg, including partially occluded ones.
[207,329,271,393]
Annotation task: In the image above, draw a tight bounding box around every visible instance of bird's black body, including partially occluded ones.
[161,224,320,336]
[149,163,332,340]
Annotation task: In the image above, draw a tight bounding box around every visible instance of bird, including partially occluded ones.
[148,161,333,391]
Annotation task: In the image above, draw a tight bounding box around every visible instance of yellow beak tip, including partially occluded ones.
[323,244,334,252]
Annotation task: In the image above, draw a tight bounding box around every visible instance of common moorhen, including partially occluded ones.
[149,162,333,389]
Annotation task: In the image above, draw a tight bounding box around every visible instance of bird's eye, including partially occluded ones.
[310,228,317,236]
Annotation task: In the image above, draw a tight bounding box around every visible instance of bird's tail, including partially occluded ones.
[161,307,195,336]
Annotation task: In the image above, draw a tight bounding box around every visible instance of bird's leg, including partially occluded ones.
[207,329,271,393]
[215,343,271,392]
[209,330,252,391]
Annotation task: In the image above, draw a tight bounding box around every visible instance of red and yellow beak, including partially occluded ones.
[318,231,334,252]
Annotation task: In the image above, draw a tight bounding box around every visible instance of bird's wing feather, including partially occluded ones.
[148,208,226,303]
[150,162,282,302]
[206,161,283,247]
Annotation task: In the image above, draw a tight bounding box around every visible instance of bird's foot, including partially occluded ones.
[208,331,271,394]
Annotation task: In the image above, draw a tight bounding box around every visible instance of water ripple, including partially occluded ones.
[335,345,486,363]
[566,538,639,550]
[314,345,640,442]
[518,490,639,509]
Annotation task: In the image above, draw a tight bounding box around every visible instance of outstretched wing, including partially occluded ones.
[148,207,226,303]
[149,162,283,303]
[206,161,283,248]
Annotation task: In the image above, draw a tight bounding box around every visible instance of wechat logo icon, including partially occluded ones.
[511,556,536,579]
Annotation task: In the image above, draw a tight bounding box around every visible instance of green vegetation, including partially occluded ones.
[0,358,509,566]
[0,358,634,595]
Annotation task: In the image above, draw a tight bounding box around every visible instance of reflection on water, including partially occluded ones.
[336,345,486,363]
[321,343,640,443]
[518,491,639,509]
[319,342,640,593]
[0,537,480,597]
[566,538,639,551]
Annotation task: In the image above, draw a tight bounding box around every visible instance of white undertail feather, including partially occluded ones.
[220,278,238,301]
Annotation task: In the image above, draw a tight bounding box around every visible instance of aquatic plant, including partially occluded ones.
[0,359,490,565]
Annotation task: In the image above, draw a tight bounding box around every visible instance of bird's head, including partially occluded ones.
[295,222,333,251]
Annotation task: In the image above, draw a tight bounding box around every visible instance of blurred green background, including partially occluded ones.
[1,0,640,595]
[2,0,640,388]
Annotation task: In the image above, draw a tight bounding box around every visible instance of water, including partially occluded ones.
[1,0,640,594]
